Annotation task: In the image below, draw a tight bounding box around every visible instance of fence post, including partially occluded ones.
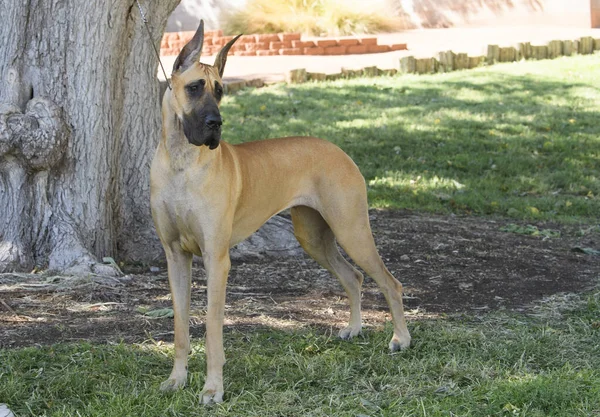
[547,40,563,58]
[400,56,417,74]
[487,45,500,64]
[287,68,307,83]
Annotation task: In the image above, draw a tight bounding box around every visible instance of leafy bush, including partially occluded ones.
[221,0,400,36]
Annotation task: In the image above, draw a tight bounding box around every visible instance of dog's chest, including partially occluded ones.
[151,177,213,255]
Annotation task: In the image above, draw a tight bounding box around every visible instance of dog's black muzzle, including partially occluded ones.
[182,108,222,150]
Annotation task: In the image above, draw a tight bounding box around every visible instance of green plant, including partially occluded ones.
[221,0,400,36]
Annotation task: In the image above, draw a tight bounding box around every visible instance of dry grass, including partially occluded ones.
[220,0,400,36]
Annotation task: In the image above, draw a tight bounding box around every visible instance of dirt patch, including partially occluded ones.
[1,211,598,348]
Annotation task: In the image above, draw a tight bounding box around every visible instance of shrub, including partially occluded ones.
[220,0,400,36]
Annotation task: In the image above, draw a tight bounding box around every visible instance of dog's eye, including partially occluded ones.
[214,82,223,100]
[186,80,205,95]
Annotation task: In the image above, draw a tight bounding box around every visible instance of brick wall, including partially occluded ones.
[160,32,407,57]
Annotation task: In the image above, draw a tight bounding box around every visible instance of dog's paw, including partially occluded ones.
[201,387,224,405]
[388,333,411,352]
[160,376,186,392]
[338,325,361,340]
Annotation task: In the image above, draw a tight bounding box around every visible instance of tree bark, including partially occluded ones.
[0,0,180,273]
[0,0,301,274]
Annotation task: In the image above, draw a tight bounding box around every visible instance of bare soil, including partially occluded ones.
[1,211,598,348]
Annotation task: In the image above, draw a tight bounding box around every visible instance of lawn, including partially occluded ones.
[2,293,599,416]
[1,55,599,416]
[222,54,600,223]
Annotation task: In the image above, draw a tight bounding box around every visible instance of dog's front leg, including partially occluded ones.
[160,246,193,391]
[200,247,231,404]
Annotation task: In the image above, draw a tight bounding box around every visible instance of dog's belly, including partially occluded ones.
[229,194,314,247]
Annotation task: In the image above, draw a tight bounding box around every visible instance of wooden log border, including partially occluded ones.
[285,36,600,84]
[179,36,600,93]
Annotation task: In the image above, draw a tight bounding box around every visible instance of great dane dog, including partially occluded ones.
[150,20,411,404]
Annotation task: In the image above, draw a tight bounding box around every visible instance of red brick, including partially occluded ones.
[368,44,390,53]
[161,33,177,48]
[232,43,246,52]
[238,35,256,44]
[337,38,359,46]
[205,29,223,37]
[170,40,186,51]
[245,42,269,52]
[269,41,293,49]
[293,40,315,48]
[163,33,179,43]
[256,50,277,56]
[233,51,256,56]
[358,37,378,45]
[304,46,325,55]
[278,33,302,42]
[347,44,368,54]
[389,43,408,51]
[324,45,347,55]
[256,33,280,42]
[316,39,338,47]
[279,48,302,55]
[215,35,240,47]
[203,37,214,46]
[179,31,195,43]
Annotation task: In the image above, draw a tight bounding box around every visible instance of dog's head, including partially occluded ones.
[168,20,240,149]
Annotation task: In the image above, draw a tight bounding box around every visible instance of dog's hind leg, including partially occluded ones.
[160,245,193,391]
[291,205,364,339]
[327,211,411,352]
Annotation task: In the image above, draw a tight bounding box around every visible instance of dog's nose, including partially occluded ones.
[206,114,222,130]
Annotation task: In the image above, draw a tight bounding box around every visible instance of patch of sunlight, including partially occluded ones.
[449,88,490,103]
[572,86,600,101]
[66,302,124,313]
[335,118,381,129]
[251,84,289,97]
[369,171,465,192]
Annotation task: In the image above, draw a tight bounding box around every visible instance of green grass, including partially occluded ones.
[1,293,599,416]
[221,54,600,223]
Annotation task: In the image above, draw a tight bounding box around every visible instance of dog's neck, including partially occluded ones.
[161,90,219,172]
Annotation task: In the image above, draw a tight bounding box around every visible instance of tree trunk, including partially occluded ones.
[0,0,180,273]
[0,0,301,274]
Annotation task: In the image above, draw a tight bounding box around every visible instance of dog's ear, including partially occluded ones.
[214,34,242,78]
[173,20,205,74]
